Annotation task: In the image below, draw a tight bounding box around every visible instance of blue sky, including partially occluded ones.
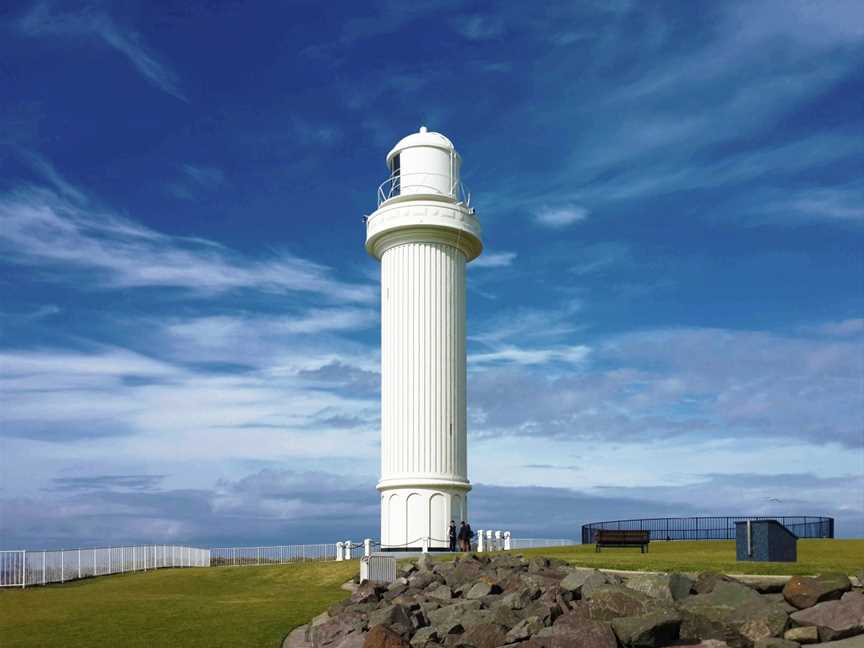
[1,0,862,549]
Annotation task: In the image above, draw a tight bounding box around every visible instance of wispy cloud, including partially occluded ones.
[534,204,588,228]
[0,183,374,302]
[17,2,186,101]
[472,251,517,269]
[469,345,590,367]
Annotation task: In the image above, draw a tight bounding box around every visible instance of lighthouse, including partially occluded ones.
[365,127,482,551]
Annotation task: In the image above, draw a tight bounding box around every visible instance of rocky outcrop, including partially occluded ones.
[296,553,861,648]
[784,575,852,610]
[790,591,864,642]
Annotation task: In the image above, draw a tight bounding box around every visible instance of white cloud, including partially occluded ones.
[534,205,589,228]
[0,185,375,302]
[471,251,517,269]
[18,2,186,101]
[469,345,590,367]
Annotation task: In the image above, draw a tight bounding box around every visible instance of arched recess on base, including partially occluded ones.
[429,493,446,546]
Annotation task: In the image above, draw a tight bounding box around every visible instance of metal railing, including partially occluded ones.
[581,516,835,544]
[209,543,338,566]
[377,172,470,207]
[0,545,209,588]
[509,538,576,549]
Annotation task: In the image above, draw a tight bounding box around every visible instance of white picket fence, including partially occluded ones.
[209,543,340,566]
[509,538,576,549]
[1,536,576,588]
[0,545,209,588]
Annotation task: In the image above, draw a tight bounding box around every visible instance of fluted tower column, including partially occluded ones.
[366,127,482,550]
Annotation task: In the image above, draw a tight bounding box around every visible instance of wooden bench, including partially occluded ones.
[594,529,650,553]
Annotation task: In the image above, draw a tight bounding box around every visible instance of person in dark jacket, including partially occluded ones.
[448,520,457,551]
[458,521,468,551]
[463,522,474,551]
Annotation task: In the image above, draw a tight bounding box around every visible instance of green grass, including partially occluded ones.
[0,561,356,648]
[1,540,860,648]
[510,539,864,576]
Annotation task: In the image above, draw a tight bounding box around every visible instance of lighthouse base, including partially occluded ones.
[378,481,471,551]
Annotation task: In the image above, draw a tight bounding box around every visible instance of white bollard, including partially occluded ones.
[421,537,429,553]
[364,539,372,557]
[344,540,352,560]
[486,529,494,551]
[477,529,485,552]
[503,531,512,551]
[336,542,344,561]
[495,530,502,551]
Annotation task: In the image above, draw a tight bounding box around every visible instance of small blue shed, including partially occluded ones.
[735,519,797,562]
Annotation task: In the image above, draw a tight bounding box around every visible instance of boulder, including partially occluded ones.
[626,572,694,602]
[499,587,538,610]
[426,601,483,635]
[521,599,563,625]
[352,583,387,605]
[678,583,790,648]
[752,640,798,648]
[427,585,453,601]
[523,617,617,648]
[694,573,738,595]
[457,622,508,648]
[465,579,502,600]
[783,626,819,644]
[611,608,683,647]
[314,615,367,648]
[368,605,413,637]
[783,574,852,610]
[409,627,438,648]
[334,632,368,648]
[584,585,656,621]
[789,591,864,642]
[505,616,544,643]
[363,625,410,648]
[559,569,615,597]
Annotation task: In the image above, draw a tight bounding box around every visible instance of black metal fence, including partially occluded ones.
[581,516,834,544]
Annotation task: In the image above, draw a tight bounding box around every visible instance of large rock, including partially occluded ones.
[789,591,864,642]
[505,616,544,643]
[784,626,819,643]
[584,585,657,621]
[465,578,502,599]
[363,625,410,648]
[752,640,798,648]
[408,627,437,648]
[333,632,368,648]
[313,615,367,648]
[427,584,453,601]
[368,605,413,637]
[611,608,683,647]
[783,574,852,610]
[457,622,508,648]
[499,587,539,610]
[678,582,790,648]
[427,600,483,635]
[694,573,738,595]
[352,583,387,605]
[524,617,617,648]
[626,572,694,602]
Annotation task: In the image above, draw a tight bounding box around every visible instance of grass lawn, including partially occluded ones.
[1,539,860,648]
[512,539,864,576]
[0,561,356,648]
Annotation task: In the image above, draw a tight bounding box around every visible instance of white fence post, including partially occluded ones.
[364,539,371,557]
[78,549,81,579]
[344,540,351,560]
[503,531,511,550]
[21,550,26,589]
[477,530,484,552]
[336,542,344,561]
[60,549,64,584]
[421,537,429,554]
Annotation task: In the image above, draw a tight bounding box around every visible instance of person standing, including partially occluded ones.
[464,522,474,552]
[458,521,468,551]
[448,520,457,552]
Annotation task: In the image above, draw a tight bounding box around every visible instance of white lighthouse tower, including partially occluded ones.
[365,127,482,551]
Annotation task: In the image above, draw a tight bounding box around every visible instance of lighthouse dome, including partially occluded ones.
[383,126,462,203]
[386,126,458,167]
